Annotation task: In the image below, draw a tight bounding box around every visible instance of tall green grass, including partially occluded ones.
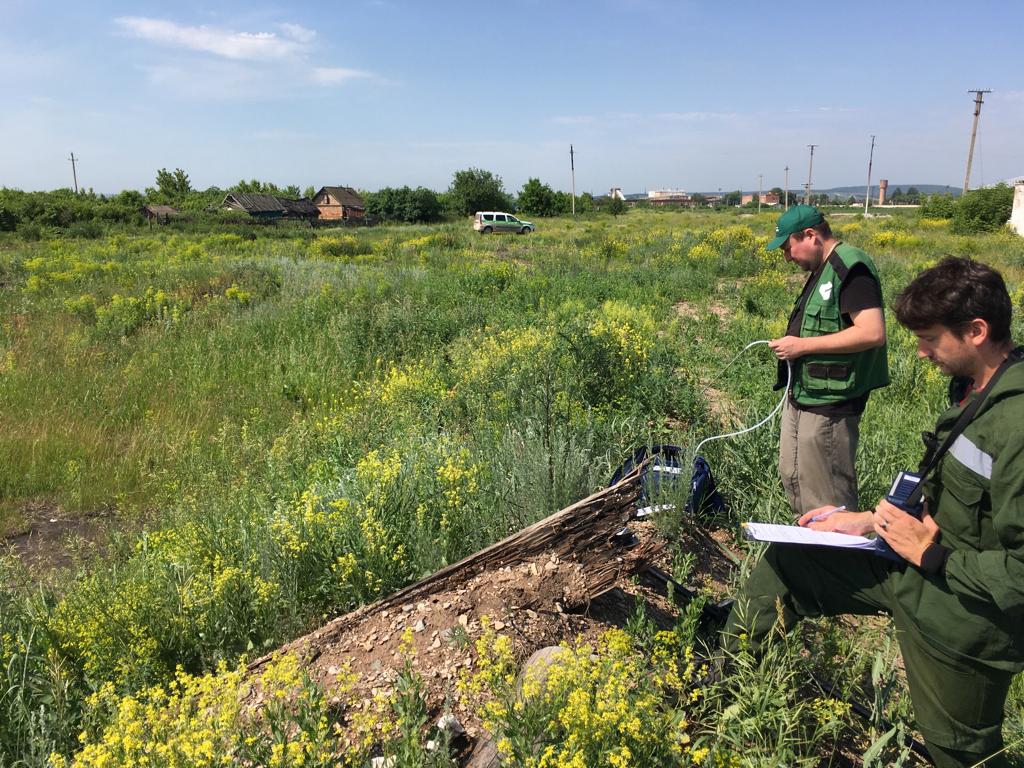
[2,209,1024,765]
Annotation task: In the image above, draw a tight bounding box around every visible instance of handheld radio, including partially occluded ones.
[875,470,923,561]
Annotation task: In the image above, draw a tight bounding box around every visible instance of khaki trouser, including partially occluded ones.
[778,400,860,516]
[723,545,1013,767]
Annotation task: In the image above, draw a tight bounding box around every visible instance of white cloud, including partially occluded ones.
[311,67,373,85]
[115,16,308,60]
[279,23,316,44]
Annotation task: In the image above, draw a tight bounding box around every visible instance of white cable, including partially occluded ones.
[692,340,792,456]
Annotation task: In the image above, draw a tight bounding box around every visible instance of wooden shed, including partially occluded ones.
[312,186,366,220]
[141,204,179,223]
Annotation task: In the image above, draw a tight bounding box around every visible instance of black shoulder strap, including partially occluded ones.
[907,347,1024,506]
[826,246,849,281]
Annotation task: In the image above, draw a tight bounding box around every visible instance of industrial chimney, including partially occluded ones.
[878,179,888,206]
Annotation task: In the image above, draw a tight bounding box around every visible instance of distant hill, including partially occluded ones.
[692,184,960,199]
[820,184,959,198]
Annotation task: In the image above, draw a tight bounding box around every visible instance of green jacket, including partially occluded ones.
[791,243,889,406]
[893,354,1024,670]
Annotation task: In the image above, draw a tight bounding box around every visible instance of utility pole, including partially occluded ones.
[570,144,576,217]
[864,135,875,216]
[68,152,79,194]
[757,173,763,213]
[784,166,789,210]
[804,144,817,205]
[963,89,991,195]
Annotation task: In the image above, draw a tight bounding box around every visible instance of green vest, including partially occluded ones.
[791,243,889,405]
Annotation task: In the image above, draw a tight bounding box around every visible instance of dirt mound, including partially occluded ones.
[248,467,735,753]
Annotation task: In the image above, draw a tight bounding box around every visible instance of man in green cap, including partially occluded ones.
[767,204,889,516]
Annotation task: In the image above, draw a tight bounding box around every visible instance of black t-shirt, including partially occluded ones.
[780,258,883,417]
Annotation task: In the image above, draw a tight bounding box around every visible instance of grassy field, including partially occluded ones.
[3,209,1024,766]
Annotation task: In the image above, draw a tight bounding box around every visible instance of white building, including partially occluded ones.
[1010,182,1024,238]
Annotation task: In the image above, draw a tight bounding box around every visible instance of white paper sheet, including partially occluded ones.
[742,522,879,550]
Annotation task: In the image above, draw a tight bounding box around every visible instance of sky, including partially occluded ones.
[1,0,1022,196]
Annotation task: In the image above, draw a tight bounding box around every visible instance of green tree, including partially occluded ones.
[575,192,595,214]
[150,168,192,203]
[0,204,17,231]
[517,178,558,217]
[231,179,296,197]
[552,191,577,215]
[920,193,957,219]
[723,190,742,206]
[951,183,1014,234]
[446,168,513,216]
[363,186,442,223]
[606,197,628,216]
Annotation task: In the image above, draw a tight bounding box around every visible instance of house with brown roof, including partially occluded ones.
[312,186,366,220]
[220,193,319,222]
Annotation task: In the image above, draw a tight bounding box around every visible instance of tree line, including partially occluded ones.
[2,169,1015,237]
[0,167,602,235]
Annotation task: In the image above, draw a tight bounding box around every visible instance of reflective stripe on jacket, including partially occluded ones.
[893,354,1024,670]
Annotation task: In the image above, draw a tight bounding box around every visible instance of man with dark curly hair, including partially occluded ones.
[726,257,1024,767]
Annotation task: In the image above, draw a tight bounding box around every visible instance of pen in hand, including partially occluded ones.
[809,505,847,523]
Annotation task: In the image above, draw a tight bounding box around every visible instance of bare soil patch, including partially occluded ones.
[674,299,731,322]
[3,501,113,573]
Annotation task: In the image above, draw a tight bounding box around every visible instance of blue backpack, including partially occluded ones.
[608,445,725,520]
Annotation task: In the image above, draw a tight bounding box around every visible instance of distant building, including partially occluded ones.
[647,189,692,206]
[740,192,780,206]
[312,186,366,220]
[140,204,178,224]
[1011,182,1024,238]
[609,187,626,201]
[220,193,319,222]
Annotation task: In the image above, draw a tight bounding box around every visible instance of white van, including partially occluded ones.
[473,211,535,234]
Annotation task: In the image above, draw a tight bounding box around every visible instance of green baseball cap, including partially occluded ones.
[766,205,825,250]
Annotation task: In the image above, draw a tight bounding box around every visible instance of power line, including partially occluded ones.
[963,89,991,195]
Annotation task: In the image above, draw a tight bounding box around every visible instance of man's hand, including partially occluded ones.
[873,499,940,566]
[798,506,874,535]
[769,336,807,360]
